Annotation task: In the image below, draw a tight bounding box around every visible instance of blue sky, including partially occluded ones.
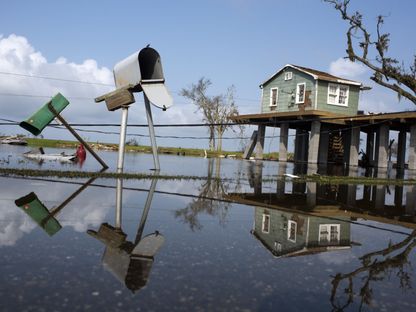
[0,0,415,150]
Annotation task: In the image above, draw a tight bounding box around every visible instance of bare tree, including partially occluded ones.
[330,229,416,310]
[180,78,240,152]
[325,0,416,104]
[174,158,230,230]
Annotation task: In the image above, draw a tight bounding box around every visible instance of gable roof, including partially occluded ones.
[251,230,351,258]
[260,64,362,87]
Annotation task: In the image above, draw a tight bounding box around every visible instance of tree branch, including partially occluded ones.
[324,0,416,104]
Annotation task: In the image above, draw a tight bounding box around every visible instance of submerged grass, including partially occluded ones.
[0,167,215,181]
[0,167,415,186]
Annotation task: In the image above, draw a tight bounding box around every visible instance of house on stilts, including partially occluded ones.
[231,64,416,170]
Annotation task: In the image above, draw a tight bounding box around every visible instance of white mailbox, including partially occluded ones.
[96,46,173,111]
[95,45,173,171]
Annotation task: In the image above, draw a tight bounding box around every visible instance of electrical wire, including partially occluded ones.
[0,174,411,236]
[0,70,260,103]
[0,71,114,87]
[0,117,400,141]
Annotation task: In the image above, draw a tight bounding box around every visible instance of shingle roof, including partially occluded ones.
[260,64,362,87]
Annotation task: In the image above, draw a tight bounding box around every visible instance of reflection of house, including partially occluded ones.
[251,207,351,258]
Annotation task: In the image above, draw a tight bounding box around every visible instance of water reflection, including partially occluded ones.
[174,158,231,230]
[330,229,416,310]
[226,161,416,310]
[1,154,416,310]
[14,176,98,236]
[235,163,416,226]
[250,207,351,258]
[87,176,164,293]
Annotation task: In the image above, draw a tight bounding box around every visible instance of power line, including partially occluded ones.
[0,71,114,87]
[1,174,411,236]
[0,70,260,102]
[0,92,203,106]
[0,92,96,101]
[0,117,396,141]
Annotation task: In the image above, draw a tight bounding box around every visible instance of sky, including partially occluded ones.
[0,0,415,151]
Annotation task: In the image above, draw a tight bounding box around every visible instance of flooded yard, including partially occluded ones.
[1,145,416,311]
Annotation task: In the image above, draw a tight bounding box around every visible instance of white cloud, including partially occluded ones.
[0,177,115,246]
[328,57,415,114]
[0,34,201,144]
[329,58,368,80]
[358,82,415,113]
[0,205,36,247]
[0,34,113,124]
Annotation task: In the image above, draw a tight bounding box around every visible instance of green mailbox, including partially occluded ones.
[18,92,108,169]
[20,93,69,136]
[15,192,62,236]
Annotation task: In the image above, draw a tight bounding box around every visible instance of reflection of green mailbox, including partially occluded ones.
[15,192,62,236]
[14,176,98,237]
[19,93,69,136]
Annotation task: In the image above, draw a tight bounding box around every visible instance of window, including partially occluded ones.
[296,83,305,104]
[287,220,297,242]
[284,72,293,81]
[274,242,282,252]
[270,88,278,106]
[262,213,270,233]
[327,83,349,106]
[319,224,340,245]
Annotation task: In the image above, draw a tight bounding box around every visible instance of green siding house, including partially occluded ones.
[260,64,362,116]
[251,207,351,258]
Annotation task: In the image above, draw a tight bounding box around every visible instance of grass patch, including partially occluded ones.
[25,138,245,158]
[24,138,298,160]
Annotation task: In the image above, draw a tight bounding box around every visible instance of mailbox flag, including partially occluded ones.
[141,83,173,110]
[131,232,164,257]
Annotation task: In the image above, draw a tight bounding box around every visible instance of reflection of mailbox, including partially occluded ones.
[96,46,173,111]
[15,192,62,236]
[88,223,164,293]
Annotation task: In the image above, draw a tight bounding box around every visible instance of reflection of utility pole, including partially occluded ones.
[248,161,263,196]
[276,162,287,198]
[134,175,159,244]
[387,139,395,176]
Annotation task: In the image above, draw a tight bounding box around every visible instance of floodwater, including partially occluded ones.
[1,145,416,311]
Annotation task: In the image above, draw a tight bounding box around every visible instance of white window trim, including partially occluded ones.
[261,87,264,110]
[262,213,270,234]
[327,83,349,107]
[274,241,282,252]
[318,224,340,244]
[284,72,293,81]
[269,87,278,107]
[295,83,306,104]
[287,220,297,242]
